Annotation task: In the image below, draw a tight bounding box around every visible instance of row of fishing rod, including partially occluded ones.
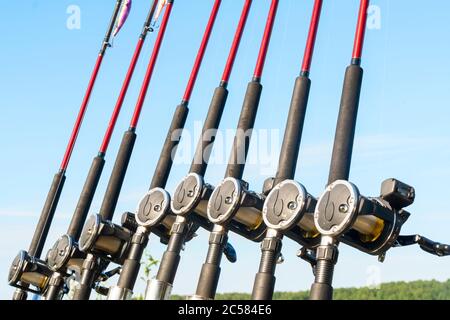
[9,0,450,301]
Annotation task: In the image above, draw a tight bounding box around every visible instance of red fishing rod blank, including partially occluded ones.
[100,0,159,154]
[183,0,222,103]
[130,1,174,129]
[352,0,370,62]
[301,0,323,74]
[60,0,128,170]
[99,44,142,154]
[253,0,279,80]
[60,56,103,170]
[221,0,252,84]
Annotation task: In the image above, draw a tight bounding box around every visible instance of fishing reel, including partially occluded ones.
[78,214,135,264]
[135,188,198,244]
[8,250,53,295]
[136,184,227,249]
[314,178,415,257]
[78,202,198,266]
[168,173,242,259]
[46,235,85,275]
[206,177,267,242]
[8,236,85,297]
[171,173,215,231]
[170,173,231,237]
[262,179,321,248]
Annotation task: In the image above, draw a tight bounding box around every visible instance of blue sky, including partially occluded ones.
[1,0,450,299]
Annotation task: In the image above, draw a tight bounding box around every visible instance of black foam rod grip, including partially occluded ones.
[274,76,311,185]
[190,86,229,176]
[28,171,66,257]
[99,130,137,221]
[328,65,363,184]
[150,103,189,190]
[226,81,263,180]
[67,156,106,240]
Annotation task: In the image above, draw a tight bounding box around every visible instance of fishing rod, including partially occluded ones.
[308,0,377,300]
[71,0,175,300]
[250,0,323,300]
[98,0,223,300]
[192,0,279,300]
[34,1,159,301]
[8,0,124,301]
[143,0,253,301]
[307,0,450,300]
